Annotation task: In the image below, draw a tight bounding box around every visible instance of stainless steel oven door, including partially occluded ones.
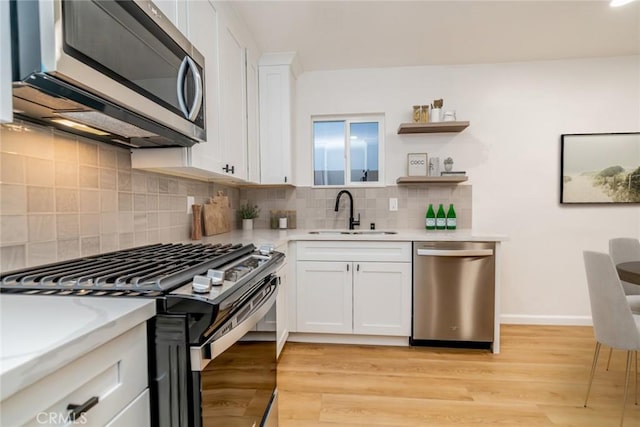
[191,276,278,427]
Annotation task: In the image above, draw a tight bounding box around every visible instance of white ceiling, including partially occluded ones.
[230,0,640,72]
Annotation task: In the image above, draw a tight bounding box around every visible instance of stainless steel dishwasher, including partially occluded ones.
[411,241,495,347]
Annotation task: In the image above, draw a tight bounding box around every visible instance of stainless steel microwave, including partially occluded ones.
[10,0,206,148]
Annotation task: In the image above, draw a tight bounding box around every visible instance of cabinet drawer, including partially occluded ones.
[2,323,148,427]
[297,241,411,262]
[105,389,150,427]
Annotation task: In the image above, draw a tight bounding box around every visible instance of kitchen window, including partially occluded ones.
[312,115,384,187]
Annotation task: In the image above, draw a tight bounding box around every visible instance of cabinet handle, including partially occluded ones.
[346,264,349,272]
[284,176,287,183]
[222,164,235,174]
[67,396,99,421]
[357,264,360,272]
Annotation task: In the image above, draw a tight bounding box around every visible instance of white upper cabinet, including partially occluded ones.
[131,1,260,183]
[151,0,188,33]
[185,0,223,175]
[246,47,260,184]
[217,8,248,180]
[258,53,300,185]
[1,0,13,123]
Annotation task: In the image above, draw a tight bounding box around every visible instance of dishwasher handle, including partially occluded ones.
[416,248,493,257]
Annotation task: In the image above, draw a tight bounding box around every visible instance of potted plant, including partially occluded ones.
[444,157,454,172]
[239,202,260,230]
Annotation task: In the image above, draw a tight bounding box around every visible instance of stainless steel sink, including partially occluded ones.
[308,230,397,235]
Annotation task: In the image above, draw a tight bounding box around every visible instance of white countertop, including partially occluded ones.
[0,295,155,401]
[195,228,508,248]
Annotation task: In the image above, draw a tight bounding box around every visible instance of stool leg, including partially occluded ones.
[585,342,601,407]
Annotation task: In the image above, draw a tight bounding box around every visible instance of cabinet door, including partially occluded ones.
[186,0,223,174]
[246,47,260,183]
[152,0,188,33]
[259,64,293,184]
[276,261,289,357]
[1,324,148,426]
[353,262,412,336]
[105,389,150,427]
[218,17,247,180]
[297,261,352,334]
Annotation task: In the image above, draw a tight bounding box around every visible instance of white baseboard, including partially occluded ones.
[501,314,592,326]
[288,332,409,347]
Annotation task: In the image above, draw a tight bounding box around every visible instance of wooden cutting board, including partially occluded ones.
[203,191,231,236]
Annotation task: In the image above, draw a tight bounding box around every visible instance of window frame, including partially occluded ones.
[311,114,385,188]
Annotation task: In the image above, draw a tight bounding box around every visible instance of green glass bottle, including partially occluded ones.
[436,204,446,230]
[425,204,435,230]
[446,204,457,230]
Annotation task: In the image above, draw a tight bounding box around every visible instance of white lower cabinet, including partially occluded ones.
[353,261,412,335]
[275,244,290,356]
[105,389,150,427]
[296,241,412,337]
[1,323,150,427]
[255,244,289,358]
[297,261,352,333]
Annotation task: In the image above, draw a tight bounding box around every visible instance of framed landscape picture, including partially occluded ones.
[560,132,640,204]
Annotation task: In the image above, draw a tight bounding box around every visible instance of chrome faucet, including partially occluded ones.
[334,190,360,230]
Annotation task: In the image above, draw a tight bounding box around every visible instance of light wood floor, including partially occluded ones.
[277,325,640,426]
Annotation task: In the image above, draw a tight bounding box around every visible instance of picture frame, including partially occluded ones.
[407,153,428,176]
[560,132,640,204]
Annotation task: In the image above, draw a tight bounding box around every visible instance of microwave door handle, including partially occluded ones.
[185,56,203,121]
[177,57,190,119]
[176,56,204,121]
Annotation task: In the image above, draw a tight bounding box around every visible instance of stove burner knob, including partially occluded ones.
[192,275,212,293]
[206,269,225,286]
[259,244,274,255]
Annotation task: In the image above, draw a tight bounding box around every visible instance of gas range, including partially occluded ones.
[1,242,285,426]
[0,242,284,345]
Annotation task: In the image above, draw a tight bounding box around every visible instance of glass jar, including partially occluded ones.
[412,105,421,123]
[420,105,429,123]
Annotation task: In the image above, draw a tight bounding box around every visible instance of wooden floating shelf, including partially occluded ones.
[397,121,470,134]
[396,176,468,185]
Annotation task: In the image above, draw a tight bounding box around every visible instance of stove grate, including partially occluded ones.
[0,243,255,292]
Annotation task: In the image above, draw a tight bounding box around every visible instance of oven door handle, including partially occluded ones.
[190,284,277,371]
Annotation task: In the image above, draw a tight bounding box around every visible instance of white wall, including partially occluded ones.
[294,56,640,324]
